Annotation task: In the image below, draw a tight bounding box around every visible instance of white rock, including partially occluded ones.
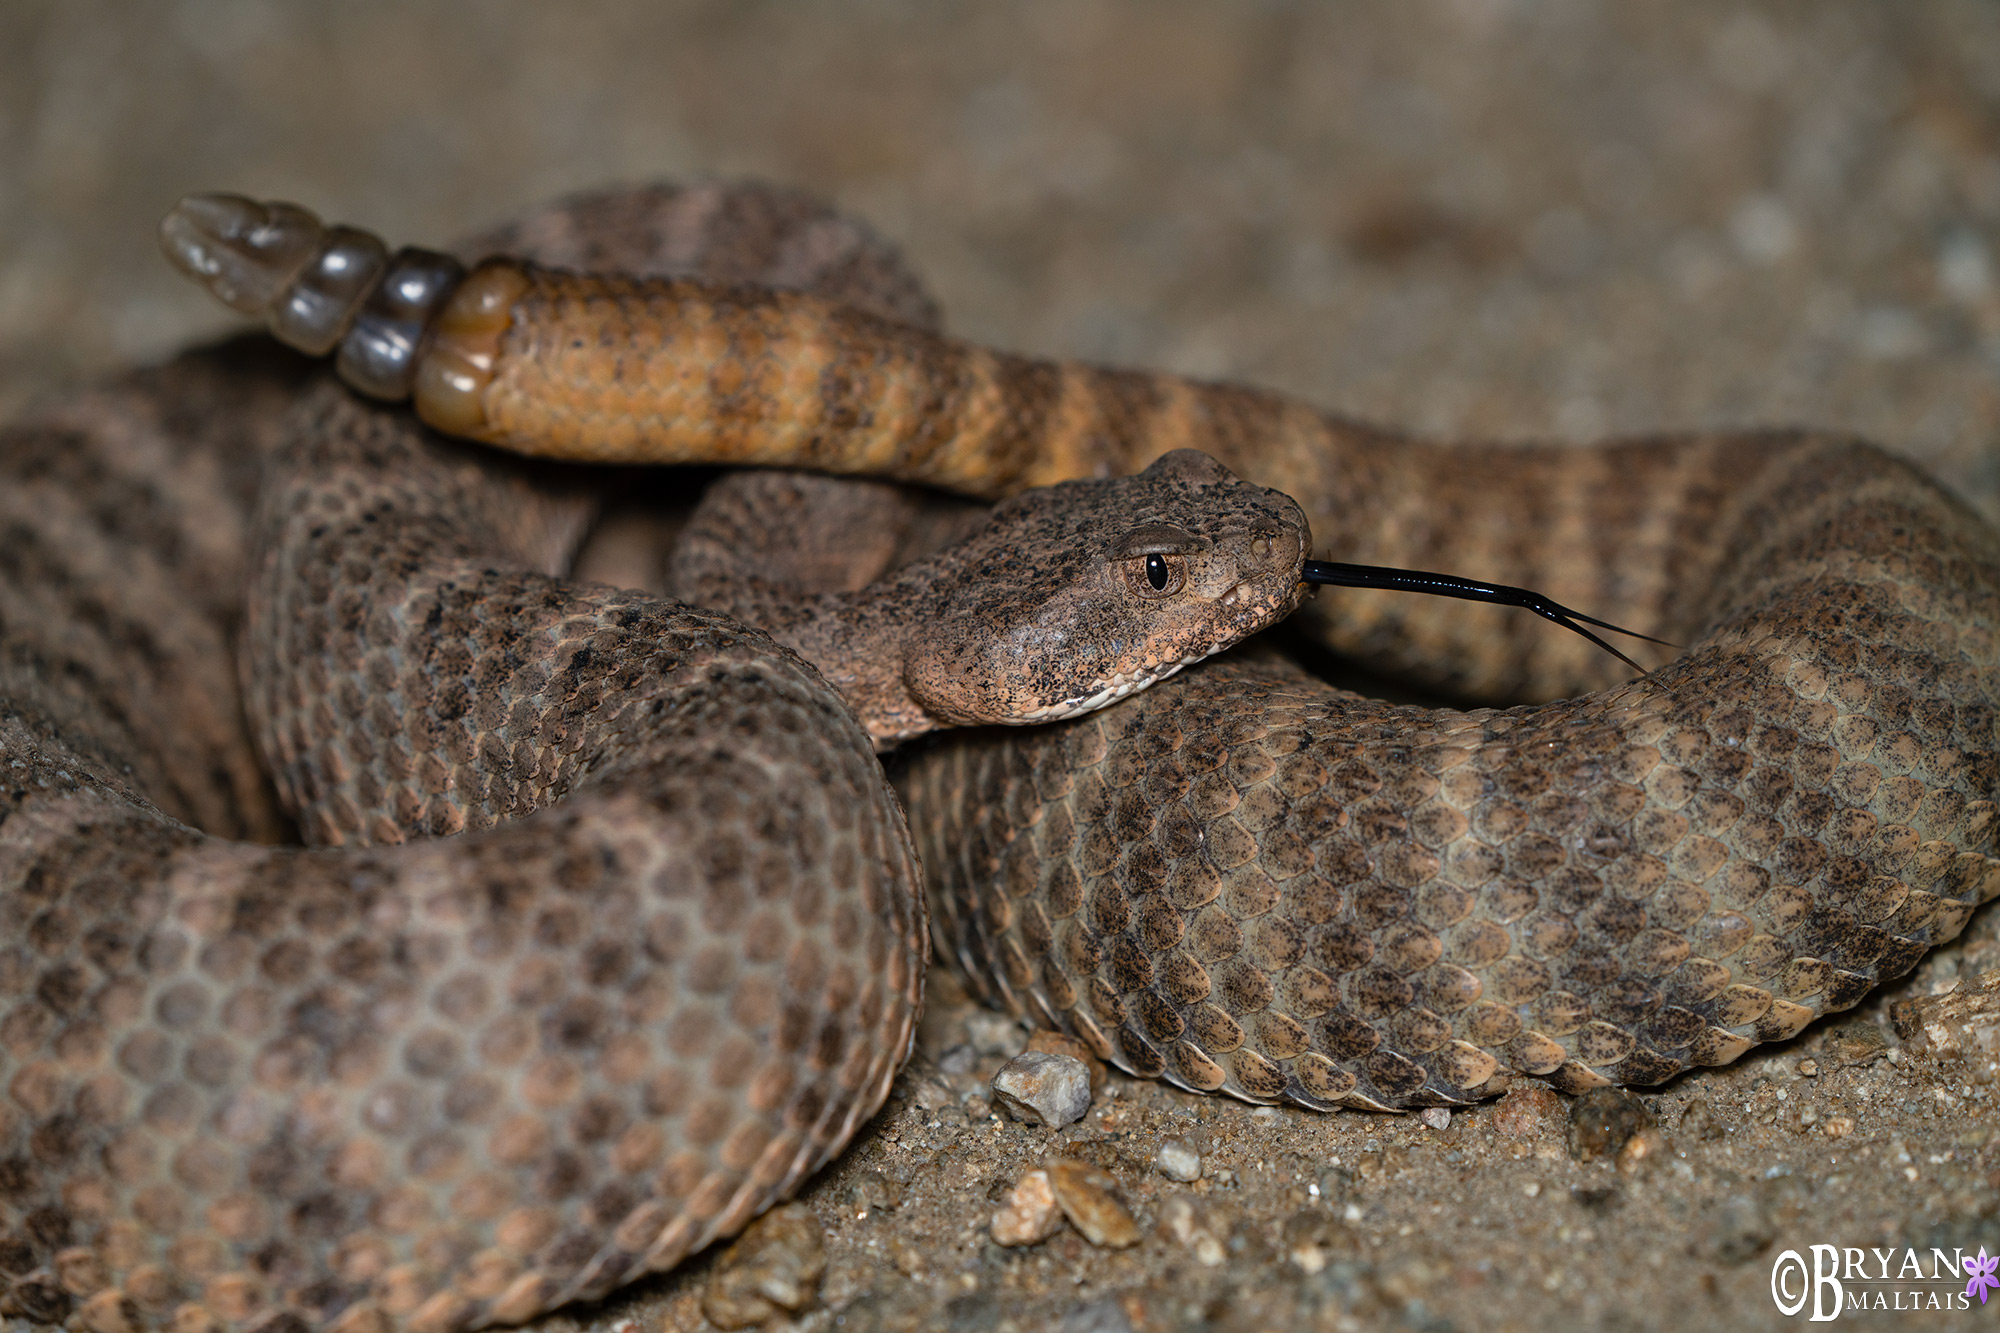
[1155,1137,1202,1182]
[990,1051,1092,1128]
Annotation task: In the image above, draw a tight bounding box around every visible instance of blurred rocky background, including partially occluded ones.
[6,0,2000,518]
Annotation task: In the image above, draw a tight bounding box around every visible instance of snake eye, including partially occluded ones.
[1126,551,1186,599]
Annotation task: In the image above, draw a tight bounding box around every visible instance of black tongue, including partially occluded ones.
[1300,560,1676,676]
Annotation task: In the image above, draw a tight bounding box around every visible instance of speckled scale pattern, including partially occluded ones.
[0,184,931,1333]
[2,718,921,1333]
[902,434,2000,1109]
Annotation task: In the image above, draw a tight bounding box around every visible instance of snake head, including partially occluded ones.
[902,449,1312,726]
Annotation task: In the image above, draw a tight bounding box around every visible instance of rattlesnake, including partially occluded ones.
[0,183,1304,1333]
[4,180,1998,1333]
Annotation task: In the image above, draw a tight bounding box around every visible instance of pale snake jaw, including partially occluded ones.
[1016,655,1202,723]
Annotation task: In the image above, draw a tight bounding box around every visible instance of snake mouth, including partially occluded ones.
[1215,576,1296,617]
[1211,572,1308,634]
[1012,654,1206,723]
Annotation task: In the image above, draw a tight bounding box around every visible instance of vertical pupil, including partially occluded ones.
[1146,553,1169,590]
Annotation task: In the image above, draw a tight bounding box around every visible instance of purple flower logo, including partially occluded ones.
[1967,1247,2000,1306]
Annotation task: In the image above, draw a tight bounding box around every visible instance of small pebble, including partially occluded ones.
[887,1237,928,1279]
[700,1204,826,1330]
[1158,1196,1226,1267]
[1568,1087,1655,1163]
[1419,1107,1452,1131]
[1314,1164,1354,1203]
[1677,1098,1725,1141]
[1616,1126,1668,1176]
[1699,1192,1773,1265]
[1571,1183,1620,1210]
[1027,1029,1109,1095]
[1490,1083,1566,1139]
[1890,971,2000,1061]
[1056,1296,1139,1333]
[965,1010,1029,1057]
[1280,1210,1358,1274]
[841,1171,902,1218]
[910,1076,957,1111]
[1046,1158,1141,1248]
[1795,1057,1819,1077]
[1821,1020,1890,1066]
[990,1168,1065,1246]
[1821,1115,1855,1139]
[1155,1138,1202,1182]
[991,1051,1093,1128]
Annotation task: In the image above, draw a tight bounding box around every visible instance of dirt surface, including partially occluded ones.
[5,3,2000,1330]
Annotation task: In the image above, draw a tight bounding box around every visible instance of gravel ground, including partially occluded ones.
[5,3,1999,1330]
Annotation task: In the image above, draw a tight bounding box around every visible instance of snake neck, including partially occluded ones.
[747,583,941,749]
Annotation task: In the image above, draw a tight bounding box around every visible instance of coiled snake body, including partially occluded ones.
[4,183,1998,1332]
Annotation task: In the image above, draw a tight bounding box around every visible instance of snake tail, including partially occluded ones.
[163,194,1356,502]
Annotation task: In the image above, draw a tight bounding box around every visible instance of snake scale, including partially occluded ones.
[4,181,1999,1333]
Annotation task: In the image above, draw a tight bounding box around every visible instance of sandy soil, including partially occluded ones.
[4,3,1998,1329]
